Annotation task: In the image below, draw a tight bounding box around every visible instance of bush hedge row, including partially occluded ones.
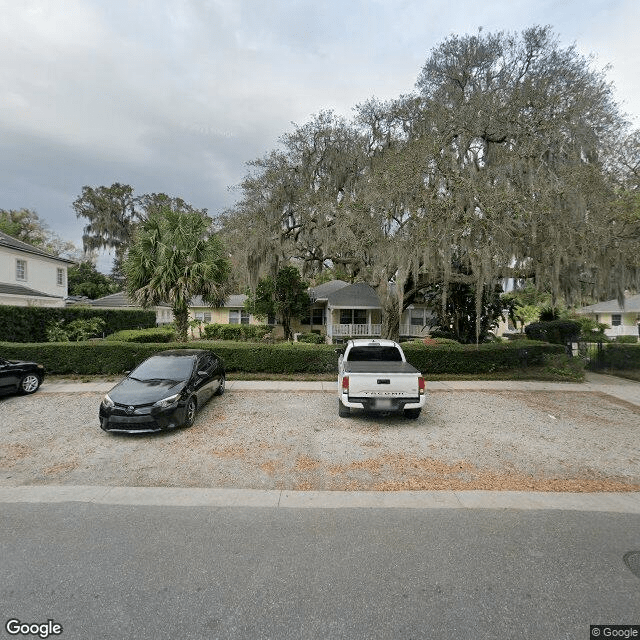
[203,323,272,341]
[104,327,176,343]
[0,339,564,375]
[524,320,581,344]
[0,305,156,342]
[602,343,640,370]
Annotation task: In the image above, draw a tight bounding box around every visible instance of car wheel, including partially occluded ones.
[338,399,350,417]
[184,396,197,427]
[403,408,421,420]
[214,374,225,396]
[19,374,41,395]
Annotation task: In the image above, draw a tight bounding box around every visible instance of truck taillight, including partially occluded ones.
[418,377,425,394]
[342,376,349,392]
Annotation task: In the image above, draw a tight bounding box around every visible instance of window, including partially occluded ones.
[340,309,368,325]
[194,312,212,323]
[56,268,65,287]
[611,314,622,327]
[410,309,425,326]
[310,308,324,325]
[16,259,27,281]
[229,309,250,324]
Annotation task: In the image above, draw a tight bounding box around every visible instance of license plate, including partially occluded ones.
[375,399,393,409]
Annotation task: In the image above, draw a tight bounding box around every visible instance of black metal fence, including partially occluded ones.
[570,341,606,371]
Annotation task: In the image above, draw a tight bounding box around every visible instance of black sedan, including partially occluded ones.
[99,349,225,434]
[0,357,45,396]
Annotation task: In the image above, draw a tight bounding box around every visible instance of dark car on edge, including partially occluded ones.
[0,357,45,396]
[99,349,225,434]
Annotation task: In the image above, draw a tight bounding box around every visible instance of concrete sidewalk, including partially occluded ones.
[40,372,640,407]
[1,484,639,513]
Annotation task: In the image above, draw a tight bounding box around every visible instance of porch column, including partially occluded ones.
[367,309,371,336]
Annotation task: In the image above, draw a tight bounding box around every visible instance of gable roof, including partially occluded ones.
[0,231,75,264]
[578,294,640,314]
[90,292,170,309]
[327,282,380,308]
[191,294,247,308]
[308,279,349,301]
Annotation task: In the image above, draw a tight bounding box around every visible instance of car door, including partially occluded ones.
[0,359,20,394]
[194,354,216,404]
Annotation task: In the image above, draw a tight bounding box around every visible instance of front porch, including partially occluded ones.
[327,323,431,340]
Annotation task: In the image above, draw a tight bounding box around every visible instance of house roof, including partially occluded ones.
[308,279,349,301]
[90,292,170,309]
[0,282,63,299]
[191,294,247,308]
[327,282,381,308]
[0,231,75,264]
[578,294,640,314]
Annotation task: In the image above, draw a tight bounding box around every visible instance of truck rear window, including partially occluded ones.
[347,346,402,361]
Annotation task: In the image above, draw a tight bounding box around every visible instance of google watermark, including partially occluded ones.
[5,619,63,638]
[591,626,640,638]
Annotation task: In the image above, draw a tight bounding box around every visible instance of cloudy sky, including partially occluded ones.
[1,0,639,271]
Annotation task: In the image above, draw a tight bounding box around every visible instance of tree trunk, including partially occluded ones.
[173,306,189,342]
[380,295,401,342]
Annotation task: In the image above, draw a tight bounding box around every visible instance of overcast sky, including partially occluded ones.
[1,0,639,272]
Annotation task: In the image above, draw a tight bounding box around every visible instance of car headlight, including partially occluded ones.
[152,393,181,410]
[102,394,115,409]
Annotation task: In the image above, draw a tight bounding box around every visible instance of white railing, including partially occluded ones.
[329,323,382,337]
[399,324,432,337]
[327,323,433,338]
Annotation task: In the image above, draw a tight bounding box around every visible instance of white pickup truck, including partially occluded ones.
[336,339,426,419]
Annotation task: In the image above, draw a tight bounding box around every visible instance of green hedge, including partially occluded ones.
[602,344,640,370]
[0,339,565,376]
[0,305,156,342]
[402,339,563,374]
[203,323,272,341]
[104,327,176,343]
[524,320,581,344]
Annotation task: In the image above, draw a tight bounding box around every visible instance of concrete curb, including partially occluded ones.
[1,485,639,513]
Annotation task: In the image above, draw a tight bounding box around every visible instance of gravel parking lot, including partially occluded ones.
[1,387,639,492]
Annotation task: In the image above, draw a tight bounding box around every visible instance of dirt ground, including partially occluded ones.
[1,389,639,492]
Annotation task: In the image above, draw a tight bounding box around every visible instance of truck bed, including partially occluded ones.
[342,361,420,375]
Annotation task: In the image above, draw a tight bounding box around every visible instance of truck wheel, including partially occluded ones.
[338,399,350,417]
[404,408,421,420]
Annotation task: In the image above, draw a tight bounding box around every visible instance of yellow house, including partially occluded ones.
[578,294,640,339]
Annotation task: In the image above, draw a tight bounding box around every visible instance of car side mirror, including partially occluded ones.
[335,348,344,356]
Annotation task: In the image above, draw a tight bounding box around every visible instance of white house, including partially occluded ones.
[577,294,640,339]
[0,231,74,307]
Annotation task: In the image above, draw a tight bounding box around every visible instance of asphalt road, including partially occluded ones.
[2,502,639,640]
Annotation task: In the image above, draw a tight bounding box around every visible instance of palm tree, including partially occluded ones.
[124,208,230,342]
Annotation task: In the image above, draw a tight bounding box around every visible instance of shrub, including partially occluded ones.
[524,320,581,344]
[203,323,271,341]
[297,333,325,344]
[0,338,568,376]
[0,305,156,342]
[104,327,176,343]
[602,343,640,370]
[615,335,638,344]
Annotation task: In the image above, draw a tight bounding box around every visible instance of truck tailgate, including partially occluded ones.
[343,362,421,398]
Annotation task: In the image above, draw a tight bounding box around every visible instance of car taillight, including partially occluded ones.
[342,376,349,392]
[418,377,425,394]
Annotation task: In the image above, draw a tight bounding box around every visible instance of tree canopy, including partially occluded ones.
[221,26,640,341]
[73,183,209,280]
[245,266,310,341]
[123,208,230,342]
[0,208,76,257]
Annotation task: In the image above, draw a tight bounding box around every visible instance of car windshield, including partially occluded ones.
[129,355,195,382]
[347,346,402,361]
